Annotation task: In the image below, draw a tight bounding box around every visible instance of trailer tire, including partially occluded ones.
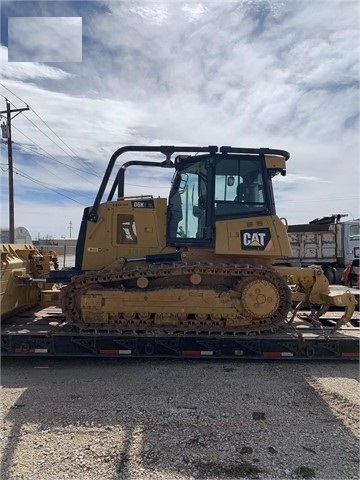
[323,267,336,285]
[334,268,343,285]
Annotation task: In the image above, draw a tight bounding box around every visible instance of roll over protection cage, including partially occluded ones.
[87,145,290,223]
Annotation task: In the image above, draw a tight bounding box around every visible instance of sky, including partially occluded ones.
[0,0,359,241]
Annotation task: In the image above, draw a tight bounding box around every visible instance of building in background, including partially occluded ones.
[33,237,77,257]
[0,226,32,244]
[0,228,77,258]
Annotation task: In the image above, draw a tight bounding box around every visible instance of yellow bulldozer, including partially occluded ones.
[46,145,355,334]
[1,243,59,318]
[1,146,357,336]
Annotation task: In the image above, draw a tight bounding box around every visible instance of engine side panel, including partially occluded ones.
[215,215,292,259]
[79,197,168,270]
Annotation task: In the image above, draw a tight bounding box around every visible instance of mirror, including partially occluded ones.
[227,176,235,187]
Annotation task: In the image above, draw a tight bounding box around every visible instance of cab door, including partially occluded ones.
[343,221,360,264]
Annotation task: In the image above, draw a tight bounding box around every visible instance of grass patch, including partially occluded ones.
[295,465,316,479]
[195,461,262,478]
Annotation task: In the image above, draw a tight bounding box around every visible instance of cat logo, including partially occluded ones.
[241,228,272,251]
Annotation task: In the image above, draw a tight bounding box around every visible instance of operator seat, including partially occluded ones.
[234,183,251,203]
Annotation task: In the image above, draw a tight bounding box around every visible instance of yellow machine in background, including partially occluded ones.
[1,244,59,318]
[52,145,355,333]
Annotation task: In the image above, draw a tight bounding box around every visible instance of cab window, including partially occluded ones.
[168,162,207,240]
[214,158,266,217]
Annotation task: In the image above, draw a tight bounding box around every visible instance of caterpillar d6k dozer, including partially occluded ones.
[57,145,357,334]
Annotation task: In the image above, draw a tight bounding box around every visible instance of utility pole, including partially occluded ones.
[0,100,30,242]
[68,220,73,238]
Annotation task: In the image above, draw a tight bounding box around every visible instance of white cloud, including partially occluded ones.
[1,46,73,80]
[182,3,207,22]
[0,0,359,240]
[129,4,169,24]
[8,17,82,62]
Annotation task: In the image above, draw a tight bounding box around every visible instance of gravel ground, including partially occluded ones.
[1,358,359,480]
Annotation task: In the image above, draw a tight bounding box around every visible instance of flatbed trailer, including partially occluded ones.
[2,306,359,360]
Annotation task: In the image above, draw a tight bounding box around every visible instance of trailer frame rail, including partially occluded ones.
[2,307,359,360]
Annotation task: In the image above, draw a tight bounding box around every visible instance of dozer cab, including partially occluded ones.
[58,145,356,333]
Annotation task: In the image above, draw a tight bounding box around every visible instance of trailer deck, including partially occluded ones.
[2,305,359,360]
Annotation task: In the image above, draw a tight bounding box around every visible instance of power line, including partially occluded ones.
[15,144,96,199]
[26,108,101,177]
[0,83,28,107]
[11,123,100,185]
[0,93,10,102]
[22,113,92,165]
[2,94,100,182]
[1,83,101,178]
[21,111,101,177]
[13,167,88,205]
[1,86,175,193]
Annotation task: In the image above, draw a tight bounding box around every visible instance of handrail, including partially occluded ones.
[88,145,218,222]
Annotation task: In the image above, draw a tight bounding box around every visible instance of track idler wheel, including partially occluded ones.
[240,278,280,318]
[234,268,292,330]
